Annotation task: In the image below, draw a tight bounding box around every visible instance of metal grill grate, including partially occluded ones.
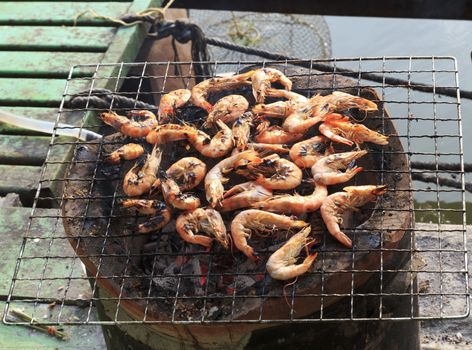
[3,57,469,326]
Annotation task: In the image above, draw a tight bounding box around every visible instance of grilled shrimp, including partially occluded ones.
[205,150,260,207]
[322,91,378,113]
[204,95,249,128]
[146,123,195,145]
[319,113,389,147]
[191,71,254,112]
[231,209,308,261]
[160,172,200,210]
[253,183,328,215]
[176,208,229,249]
[266,226,318,281]
[311,150,368,186]
[219,181,272,212]
[289,136,332,168]
[251,68,293,103]
[238,154,303,190]
[232,112,254,151]
[101,110,158,138]
[188,120,234,158]
[158,89,191,122]
[252,89,307,118]
[320,185,387,248]
[137,208,172,233]
[247,143,290,154]
[254,125,304,144]
[105,143,145,164]
[282,94,330,134]
[121,199,167,216]
[123,146,162,196]
[166,157,206,191]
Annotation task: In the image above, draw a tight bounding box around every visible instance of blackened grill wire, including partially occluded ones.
[3,57,469,325]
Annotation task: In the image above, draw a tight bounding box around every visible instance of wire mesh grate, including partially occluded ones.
[3,57,469,326]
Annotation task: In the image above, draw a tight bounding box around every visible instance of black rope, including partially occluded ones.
[411,161,472,172]
[68,89,156,111]
[411,173,472,193]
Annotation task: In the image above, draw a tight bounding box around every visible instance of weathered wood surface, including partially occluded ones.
[0,26,115,51]
[0,51,103,77]
[0,2,131,25]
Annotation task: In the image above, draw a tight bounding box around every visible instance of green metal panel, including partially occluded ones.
[0,77,89,105]
[0,1,132,25]
[0,26,115,51]
[0,135,50,165]
[0,51,104,78]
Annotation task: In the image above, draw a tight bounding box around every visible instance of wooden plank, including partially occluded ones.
[0,51,104,78]
[0,2,131,25]
[0,165,41,195]
[0,78,90,106]
[0,26,115,51]
[0,107,58,135]
[0,135,50,165]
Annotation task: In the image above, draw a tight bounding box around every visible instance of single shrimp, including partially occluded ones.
[252,90,307,119]
[123,146,162,196]
[160,172,201,211]
[320,185,387,248]
[137,208,173,234]
[282,94,330,134]
[121,199,167,216]
[232,112,254,151]
[254,125,304,144]
[321,91,378,114]
[187,119,234,158]
[318,113,389,147]
[311,150,368,186]
[101,110,158,138]
[238,154,303,190]
[219,181,272,212]
[205,149,260,207]
[166,157,207,191]
[289,136,332,168]
[247,143,290,154]
[191,71,254,112]
[266,226,318,281]
[105,143,145,164]
[204,95,249,128]
[253,183,328,215]
[251,68,293,103]
[145,123,195,145]
[176,208,229,249]
[231,209,308,261]
[158,89,192,122]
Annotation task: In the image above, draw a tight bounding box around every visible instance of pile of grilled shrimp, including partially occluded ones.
[100,67,389,281]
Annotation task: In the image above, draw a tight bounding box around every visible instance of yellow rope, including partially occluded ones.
[73,0,175,27]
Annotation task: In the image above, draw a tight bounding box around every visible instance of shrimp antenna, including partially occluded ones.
[283,276,299,309]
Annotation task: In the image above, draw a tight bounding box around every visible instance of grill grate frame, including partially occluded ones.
[3,56,469,325]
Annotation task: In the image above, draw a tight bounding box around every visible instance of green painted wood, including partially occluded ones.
[0,135,50,165]
[0,2,131,25]
[0,107,59,135]
[0,301,106,350]
[0,165,41,195]
[0,78,89,105]
[0,51,104,78]
[0,26,115,51]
